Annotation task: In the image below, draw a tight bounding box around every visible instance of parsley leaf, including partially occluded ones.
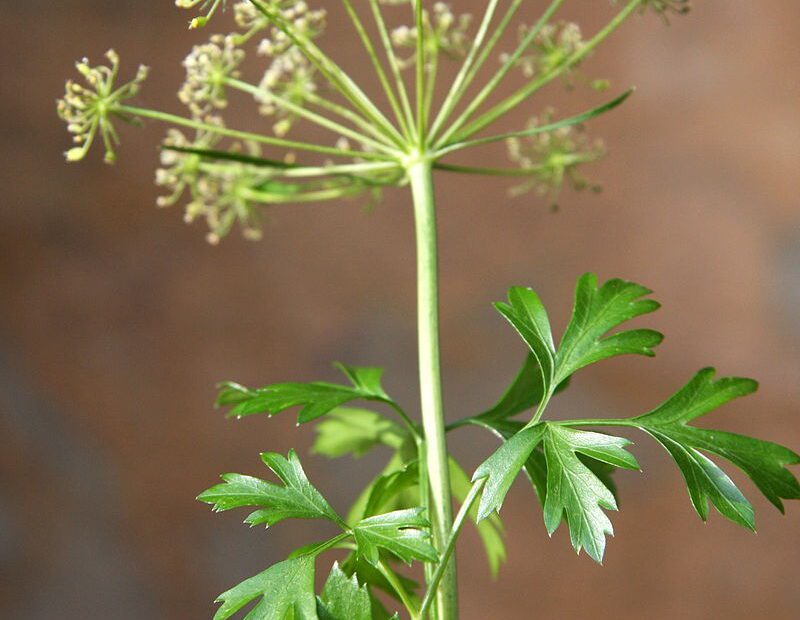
[352,508,438,566]
[629,368,800,527]
[312,407,405,459]
[494,287,556,399]
[554,273,662,384]
[216,363,394,424]
[541,424,639,562]
[197,449,344,528]
[473,425,546,521]
[317,562,372,620]
[213,554,317,620]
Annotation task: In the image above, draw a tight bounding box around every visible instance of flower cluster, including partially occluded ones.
[179,34,244,118]
[391,2,473,66]
[506,109,605,208]
[156,123,265,244]
[507,21,585,81]
[57,50,149,164]
[249,1,326,136]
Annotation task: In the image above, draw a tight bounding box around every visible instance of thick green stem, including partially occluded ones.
[408,159,457,620]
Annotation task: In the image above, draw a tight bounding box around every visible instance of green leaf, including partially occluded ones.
[352,508,438,566]
[198,449,343,528]
[213,554,318,620]
[555,273,663,384]
[494,287,556,398]
[472,425,546,521]
[449,458,506,577]
[313,408,405,459]
[340,553,418,611]
[317,562,372,620]
[541,424,639,563]
[630,368,800,525]
[216,363,393,424]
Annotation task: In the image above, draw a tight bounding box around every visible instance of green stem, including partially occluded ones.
[225,78,399,156]
[408,159,457,620]
[418,478,485,620]
[414,0,427,142]
[558,418,634,428]
[341,0,413,142]
[450,0,640,143]
[118,105,388,161]
[435,0,564,148]
[368,0,416,135]
[377,560,420,620]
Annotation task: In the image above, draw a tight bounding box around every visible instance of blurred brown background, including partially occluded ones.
[2,1,799,618]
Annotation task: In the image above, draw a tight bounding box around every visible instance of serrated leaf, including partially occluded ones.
[198,449,343,528]
[317,562,371,620]
[554,273,662,384]
[312,408,405,459]
[541,424,639,563]
[352,508,438,566]
[213,554,317,620]
[475,417,620,507]
[216,363,394,424]
[494,287,556,398]
[630,368,800,524]
[449,458,506,577]
[473,425,546,521]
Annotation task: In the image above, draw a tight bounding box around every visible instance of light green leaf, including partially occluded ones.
[213,554,318,620]
[472,425,546,521]
[630,368,800,524]
[494,287,556,398]
[449,458,506,577]
[317,562,372,620]
[216,363,394,424]
[312,408,405,459]
[352,508,438,566]
[541,424,639,563]
[198,450,343,528]
[555,273,662,384]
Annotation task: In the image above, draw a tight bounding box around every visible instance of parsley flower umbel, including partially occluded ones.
[509,22,586,80]
[507,109,605,207]
[57,50,149,164]
[179,35,245,118]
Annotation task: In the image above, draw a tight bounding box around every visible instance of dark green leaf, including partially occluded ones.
[312,408,404,459]
[555,273,662,384]
[450,458,506,577]
[198,450,343,528]
[541,424,639,563]
[317,562,371,620]
[213,554,317,620]
[630,368,800,523]
[473,425,546,521]
[352,508,438,566]
[216,363,393,424]
[494,287,556,398]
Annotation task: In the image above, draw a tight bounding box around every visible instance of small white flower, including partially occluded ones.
[57,50,149,164]
[179,34,244,118]
[505,21,586,80]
